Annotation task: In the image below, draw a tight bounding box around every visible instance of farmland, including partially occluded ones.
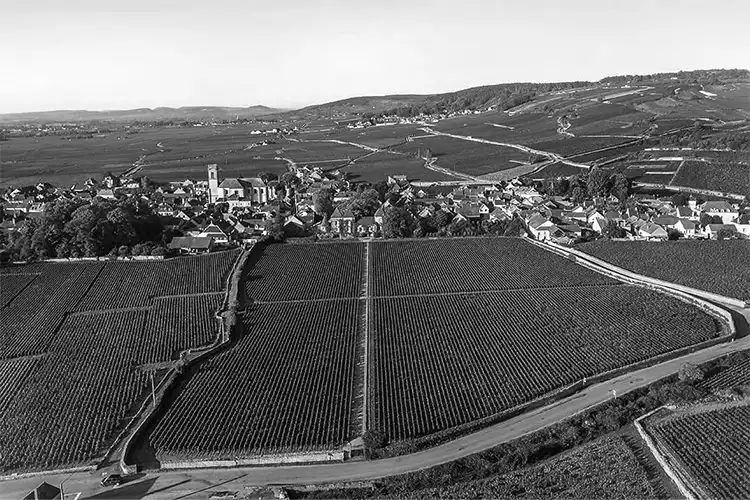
[0,251,238,473]
[339,152,456,183]
[370,286,719,441]
[647,403,750,499]
[670,159,750,197]
[393,136,535,176]
[578,240,750,300]
[0,125,291,187]
[370,238,618,296]
[147,299,361,459]
[244,242,364,302]
[397,435,659,499]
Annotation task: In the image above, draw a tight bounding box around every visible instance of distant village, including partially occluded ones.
[1,160,749,257]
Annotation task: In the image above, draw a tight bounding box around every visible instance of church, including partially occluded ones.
[207,164,276,206]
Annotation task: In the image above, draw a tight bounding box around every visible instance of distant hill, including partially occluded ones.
[0,105,283,124]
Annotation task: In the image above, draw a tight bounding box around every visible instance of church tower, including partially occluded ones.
[207,164,219,203]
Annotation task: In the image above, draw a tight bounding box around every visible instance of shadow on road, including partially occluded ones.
[83,477,158,499]
[172,474,247,500]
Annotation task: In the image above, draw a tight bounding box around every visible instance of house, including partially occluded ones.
[208,165,275,204]
[355,216,379,236]
[330,207,355,235]
[374,206,386,225]
[700,201,738,224]
[168,236,214,254]
[591,217,610,234]
[706,224,738,239]
[94,188,116,200]
[652,216,679,229]
[22,481,61,500]
[199,223,230,245]
[638,223,668,240]
[675,219,696,237]
[489,208,510,222]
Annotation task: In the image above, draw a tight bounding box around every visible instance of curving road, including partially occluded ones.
[2,260,748,500]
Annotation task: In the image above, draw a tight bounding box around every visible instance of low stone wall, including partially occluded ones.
[119,247,250,474]
[0,465,96,482]
[161,450,345,470]
[634,407,702,500]
[533,240,738,333]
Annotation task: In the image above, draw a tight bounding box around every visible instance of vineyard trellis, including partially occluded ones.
[649,404,750,499]
[369,286,720,441]
[147,299,361,460]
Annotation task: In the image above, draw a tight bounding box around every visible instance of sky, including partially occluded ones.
[1,0,749,113]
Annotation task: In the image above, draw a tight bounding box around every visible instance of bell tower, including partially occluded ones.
[207,164,219,203]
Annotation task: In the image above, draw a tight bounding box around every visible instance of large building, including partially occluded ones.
[207,164,276,205]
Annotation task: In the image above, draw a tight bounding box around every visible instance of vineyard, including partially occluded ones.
[0,251,238,473]
[409,435,658,499]
[75,249,239,311]
[244,243,364,302]
[147,299,361,459]
[701,355,750,391]
[648,403,750,499]
[369,286,720,441]
[1,263,104,359]
[578,240,750,300]
[371,238,619,297]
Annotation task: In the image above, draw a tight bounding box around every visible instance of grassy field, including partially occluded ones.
[579,240,750,300]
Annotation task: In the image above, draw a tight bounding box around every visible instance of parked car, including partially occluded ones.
[100,474,122,487]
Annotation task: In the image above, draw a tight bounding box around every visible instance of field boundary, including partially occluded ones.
[634,407,703,500]
[633,182,746,201]
[115,246,252,474]
[160,450,346,470]
[554,241,746,310]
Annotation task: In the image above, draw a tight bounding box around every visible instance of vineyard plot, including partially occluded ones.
[75,249,239,311]
[0,310,150,472]
[648,404,750,499]
[0,273,38,308]
[0,262,104,359]
[244,243,365,302]
[369,286,720,441]
[137,293,224,364]
[147,299,361,459]
[371,238,619,297]
[579,240,750,300]
[0,357,41,419]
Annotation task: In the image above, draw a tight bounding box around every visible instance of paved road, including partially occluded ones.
[2,281,747,499]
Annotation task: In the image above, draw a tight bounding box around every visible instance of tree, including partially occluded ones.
[503,216,526,237]
[382,206,413,238]
[587,165,610,198]
[609,173,629,203]
[699,213,722,228]
[312,188,334,216]
[340,189,380,220]
[717,228,737,240]
[678,362,704,384]
[264,213,286,242]
[671,192,690,207]
[601,221,626,239]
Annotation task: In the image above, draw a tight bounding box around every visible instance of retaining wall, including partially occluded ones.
[634,407,703,500]
[160,450,345,470]
[547,240,745,310]
[0,465,96,483]
[118,247,250,474]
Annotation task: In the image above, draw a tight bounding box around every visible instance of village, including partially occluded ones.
[1,160,749,256]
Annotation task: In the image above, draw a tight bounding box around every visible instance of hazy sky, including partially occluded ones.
[2,0,748,113]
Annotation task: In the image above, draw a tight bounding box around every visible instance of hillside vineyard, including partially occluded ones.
[0,240,727,471]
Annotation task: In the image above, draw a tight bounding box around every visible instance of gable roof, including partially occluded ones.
[169,236,213,250]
